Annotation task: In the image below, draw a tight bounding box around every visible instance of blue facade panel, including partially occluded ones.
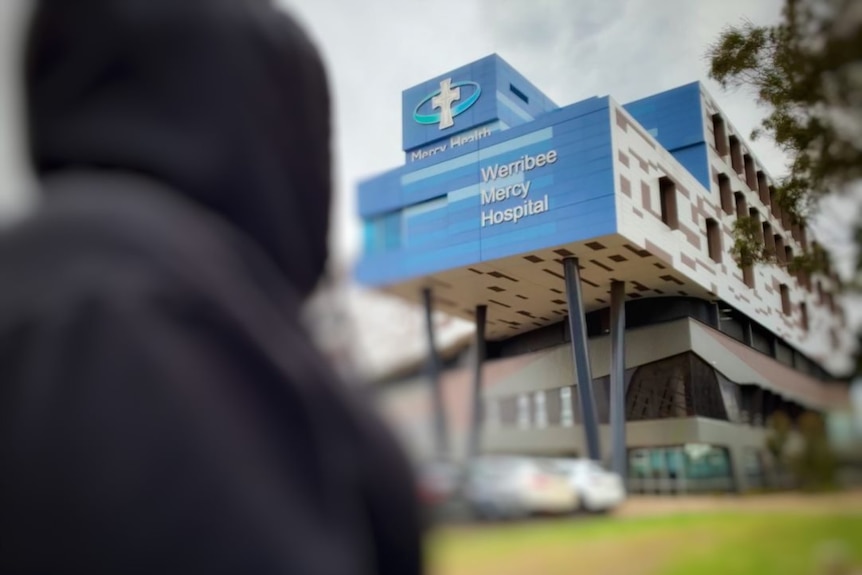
[358,96,617,286]
[623,82,703,151]
[357,55,713,288]
[672,144,711,191]
[623,82,712,189]
[402,54,560,161]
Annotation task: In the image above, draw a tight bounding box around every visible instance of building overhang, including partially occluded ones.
[378,233,715,341]
[689,320,848,411]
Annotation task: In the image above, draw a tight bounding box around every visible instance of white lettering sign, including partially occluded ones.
[409,125,495,163]
[480,150,558,182]
[479,149,557,228]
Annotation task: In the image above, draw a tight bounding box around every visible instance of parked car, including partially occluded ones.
[549,458,626,513]
[464,456,579,520]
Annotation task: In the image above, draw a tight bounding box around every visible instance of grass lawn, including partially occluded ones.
[429,510,862,575]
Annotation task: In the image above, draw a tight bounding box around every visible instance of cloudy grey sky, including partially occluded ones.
[280,0,789,264]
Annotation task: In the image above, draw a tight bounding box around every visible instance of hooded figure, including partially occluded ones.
[0,1,423,573]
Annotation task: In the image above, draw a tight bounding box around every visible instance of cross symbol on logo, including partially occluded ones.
[431,79,461,130]
[413,78,481,130]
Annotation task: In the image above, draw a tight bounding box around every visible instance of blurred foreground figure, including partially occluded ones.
[0,1,422,573]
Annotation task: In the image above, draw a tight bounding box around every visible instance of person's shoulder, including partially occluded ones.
[0,172,232,305]
[0,204,171,326]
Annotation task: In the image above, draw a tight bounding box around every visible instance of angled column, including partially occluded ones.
[467,305,488,459]
[609,280,627,479]
[562,257,601,461]
[421,287,449,460]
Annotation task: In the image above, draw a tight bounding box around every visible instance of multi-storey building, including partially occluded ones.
[356,54,851,492]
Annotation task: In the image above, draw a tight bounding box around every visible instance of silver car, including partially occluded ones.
[548,458,626,513]
[464,456,579,520]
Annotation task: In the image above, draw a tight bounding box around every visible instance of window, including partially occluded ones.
[785,246,795,280]
[780,284,791,315]
[706,218,722,262]
[659,177,679,229]
[781,208,793,230]
[757,171,770,205]
[762,222,775,255]
[624,353,728,422]
[775,235,786,264]
[749,209,763,242]
[516,394,531,429]
[744,154,757,190]
[800,226,808,251]
[712,114,728,156]
[498,397,517,426]
[775,340,794,366]
[800,302,809,331]
[751,324,772,355]
[365,212,403,254]
[729,135,743,174]
[560,387,574,428]
[791,221,802,242]
[743,265,755,289]
[533,391,547,429]
[510,84,529,104]
[799,268,812,291]
[545,388,562,426]
[826,291,835,313]
[817,281,825,305]
[734,191,748,220]
[625,354,691,420]
[718,174,733,214]
[769,186,780,218]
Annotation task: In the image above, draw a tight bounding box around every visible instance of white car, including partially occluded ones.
[464,456,579,520]
[550,458,626,513]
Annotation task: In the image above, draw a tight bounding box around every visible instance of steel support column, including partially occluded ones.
[609,280,627,478]
[421,287,449,460]
[467,305,488,459]
[563,257,601,461]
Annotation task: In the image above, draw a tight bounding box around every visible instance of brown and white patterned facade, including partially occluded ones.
[610,89,851,375]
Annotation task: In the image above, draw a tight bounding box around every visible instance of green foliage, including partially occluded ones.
[766,411,792,466]
[731,215,770,266]
[706,0,862,284]
[791,411,838,492]
[767,411,838,491]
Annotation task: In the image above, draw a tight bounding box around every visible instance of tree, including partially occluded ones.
[765,411,792,485]
[706,0,862,288]
[792,411,838,491]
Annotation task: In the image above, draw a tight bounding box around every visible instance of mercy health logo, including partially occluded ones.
[413,78,481,130]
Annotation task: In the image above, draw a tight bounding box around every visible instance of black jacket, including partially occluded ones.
[0,1,422,573]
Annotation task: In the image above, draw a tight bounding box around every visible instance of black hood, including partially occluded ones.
[25,0,332,298]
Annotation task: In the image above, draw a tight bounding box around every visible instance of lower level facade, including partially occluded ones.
[376,309,847,493]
